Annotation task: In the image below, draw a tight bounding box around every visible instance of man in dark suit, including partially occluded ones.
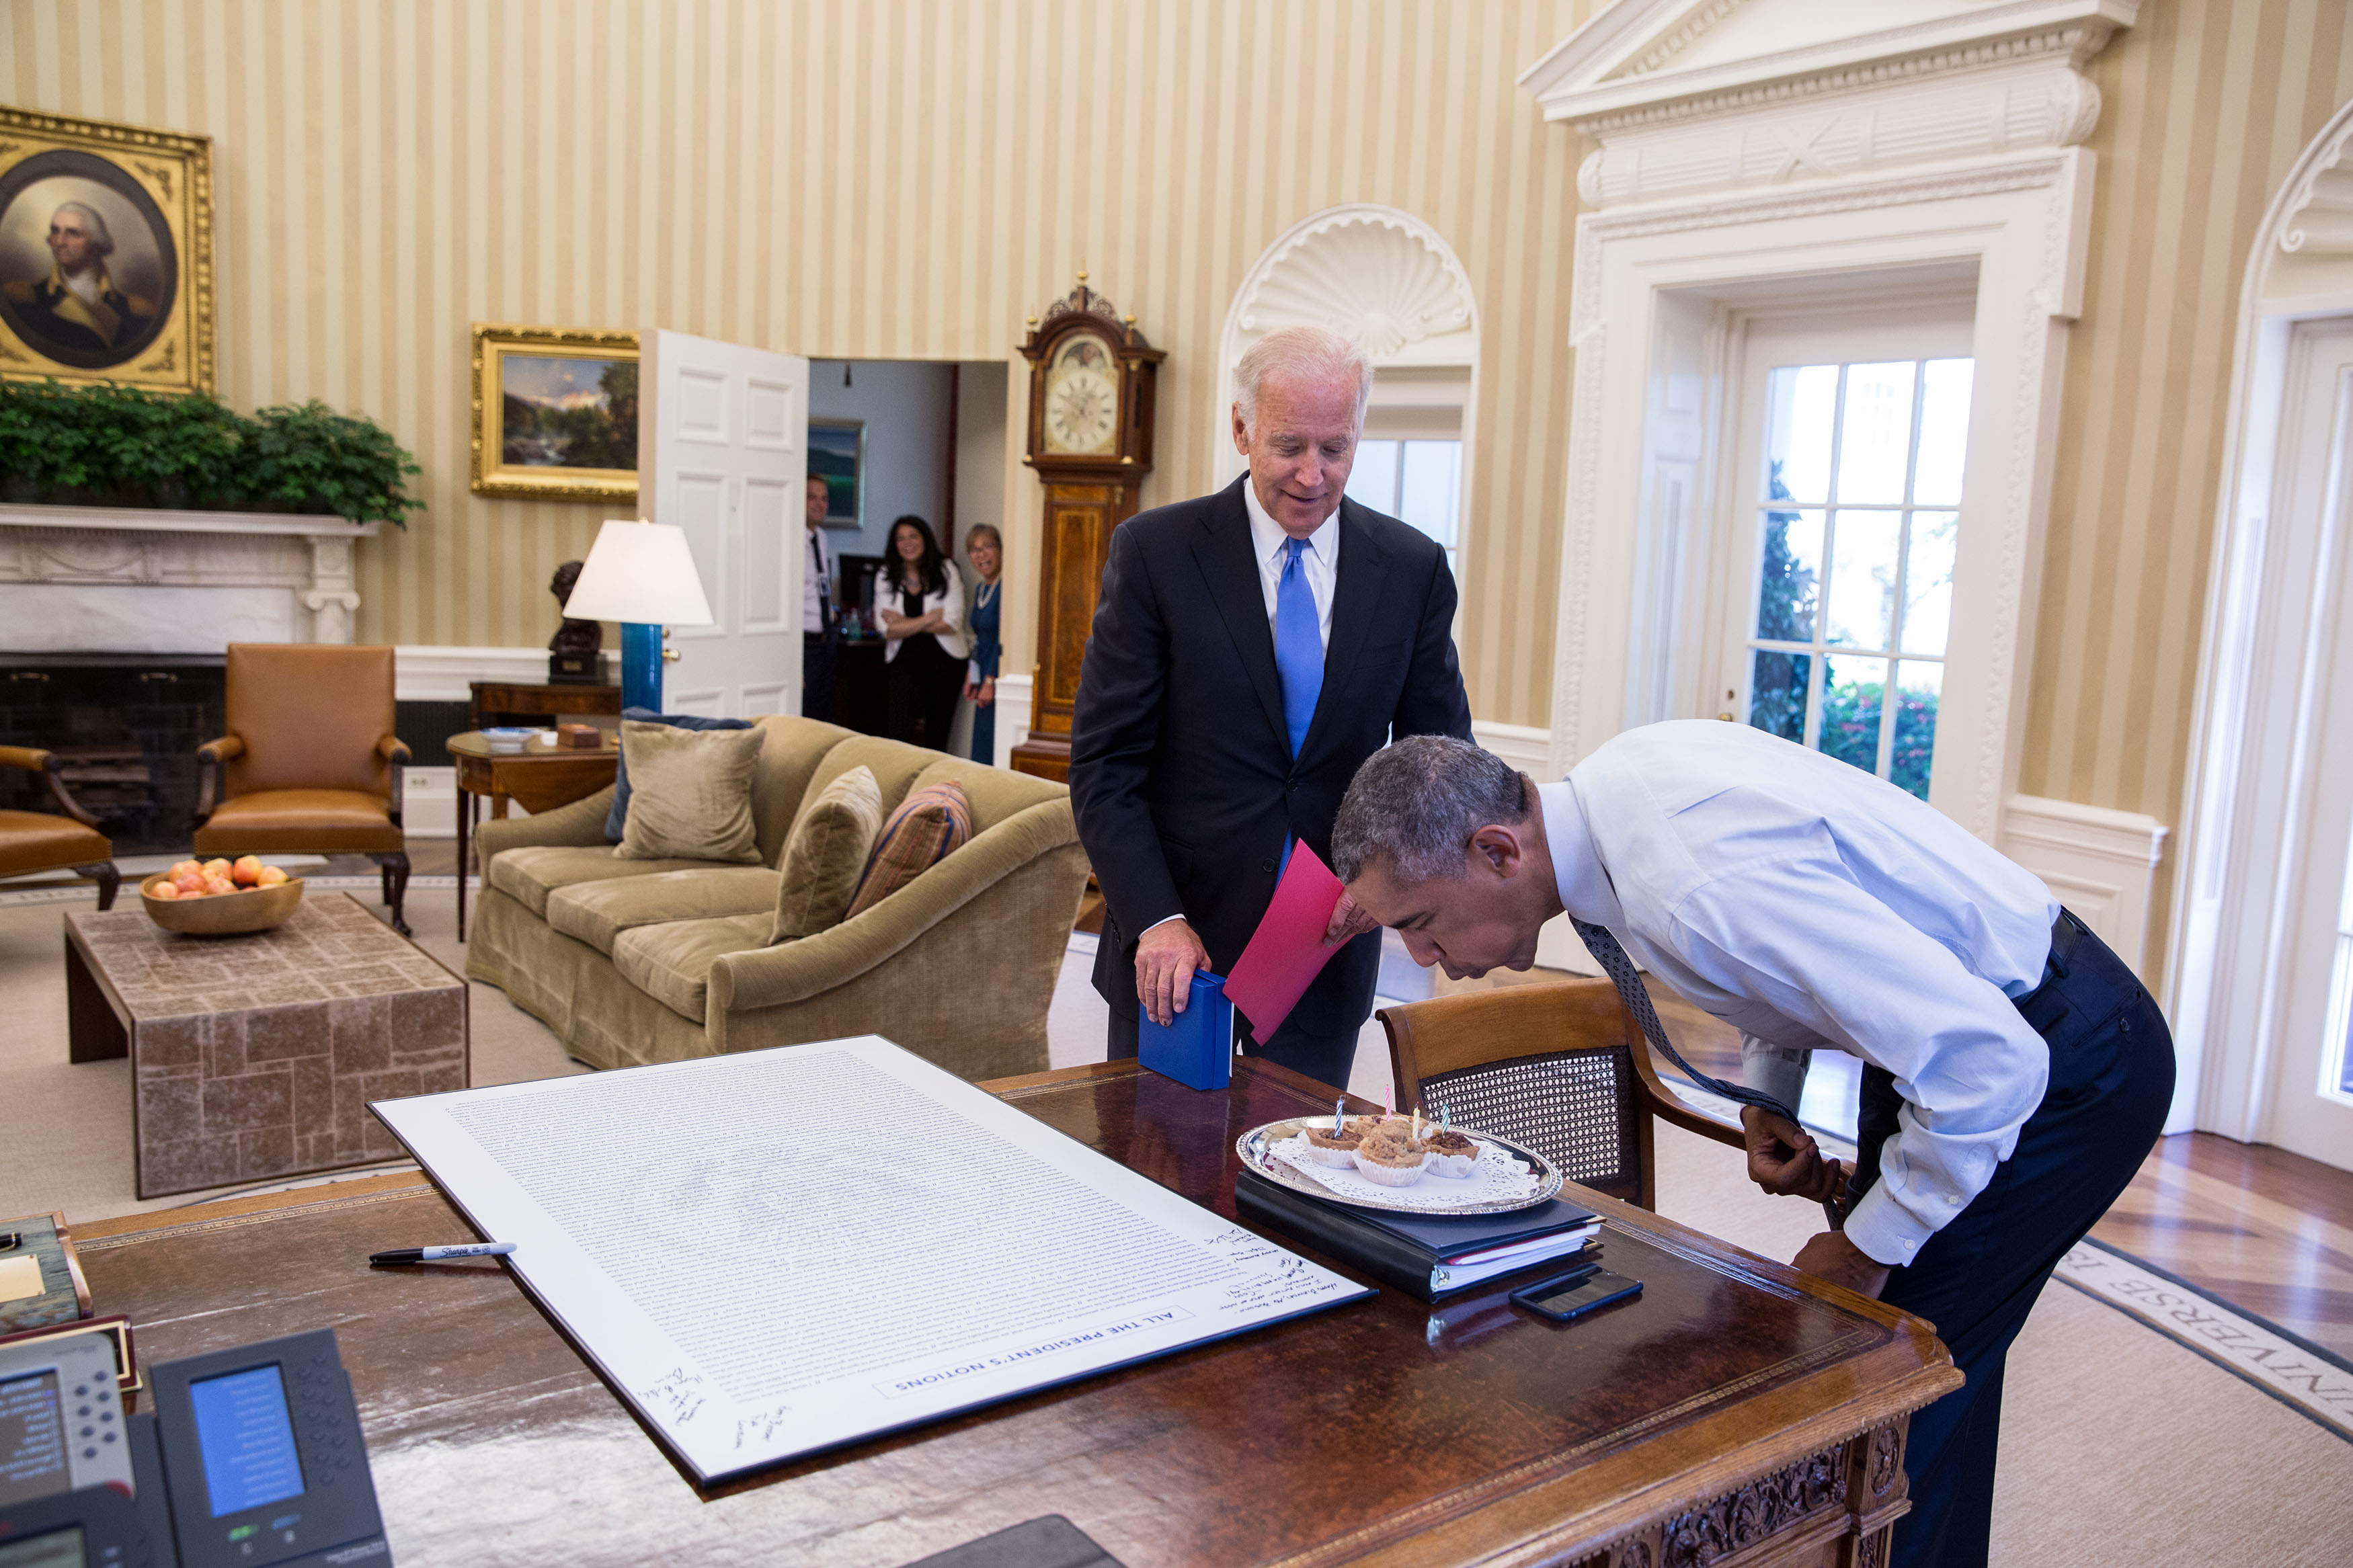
[1069,325,1473,1088]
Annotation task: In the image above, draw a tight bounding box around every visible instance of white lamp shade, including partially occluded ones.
[562,518,715,626]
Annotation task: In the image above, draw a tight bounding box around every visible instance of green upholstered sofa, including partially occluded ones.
[464,716,1089,1080]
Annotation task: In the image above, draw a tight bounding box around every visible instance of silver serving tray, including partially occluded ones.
[1236,1118,1565,1216]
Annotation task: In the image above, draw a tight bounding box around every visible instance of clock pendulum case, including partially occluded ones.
[1008,273,1164,782]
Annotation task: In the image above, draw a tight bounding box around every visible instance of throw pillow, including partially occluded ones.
[843,779,973,920]
[770,765,885,942]
[612,720,766,864]
[605,707,756,843]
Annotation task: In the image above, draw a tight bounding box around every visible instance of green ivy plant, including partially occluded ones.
[0,378,424,526]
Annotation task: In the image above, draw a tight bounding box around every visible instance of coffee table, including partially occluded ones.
[446,728,620,941]
[64,893,468,1198]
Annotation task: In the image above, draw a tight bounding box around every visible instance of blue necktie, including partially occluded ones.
[1274,536,1322,757]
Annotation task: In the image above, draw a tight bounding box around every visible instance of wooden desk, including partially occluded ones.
[467,680,622,729]
[69,1058,1957,1567]
[446,729,620,941]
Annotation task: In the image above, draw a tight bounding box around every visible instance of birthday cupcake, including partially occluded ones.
[1351,1130,1429,1188]
[1300,1120,1365,1167]
[1421,1128,1480,1178]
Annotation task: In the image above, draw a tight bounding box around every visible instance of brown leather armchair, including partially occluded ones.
[0,746,120,908]
[194,643,412,934]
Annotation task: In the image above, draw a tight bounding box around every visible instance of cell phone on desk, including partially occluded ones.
[1511,1266,1642,1323]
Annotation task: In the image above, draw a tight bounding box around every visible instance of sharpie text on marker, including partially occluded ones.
[368,1242,517,1264]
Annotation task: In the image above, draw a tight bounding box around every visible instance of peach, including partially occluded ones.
[232,855,264,886]
[149,880,180,900]
[255,865,288,887]
[172,869,205,893]
[203,876,237,896]
[201,858,231,878]
[169,859,202,880]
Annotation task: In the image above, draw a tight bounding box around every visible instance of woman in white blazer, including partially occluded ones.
[877,513,968,749]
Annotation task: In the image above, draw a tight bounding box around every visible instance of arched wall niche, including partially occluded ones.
[1213,204,1481,490]
[2167,95,2353,1143]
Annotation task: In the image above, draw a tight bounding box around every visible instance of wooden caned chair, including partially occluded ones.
[194,643,411,934]
[0,747,120,908]
[1376,978,1747,1210]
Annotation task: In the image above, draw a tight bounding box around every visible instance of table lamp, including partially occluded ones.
[558,518,715,712]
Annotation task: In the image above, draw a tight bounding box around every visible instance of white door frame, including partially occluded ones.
[1546,151,2096,845]
[2166,101,2353,1143]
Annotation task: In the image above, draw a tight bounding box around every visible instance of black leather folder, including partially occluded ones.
[1235,1167,1600,1302]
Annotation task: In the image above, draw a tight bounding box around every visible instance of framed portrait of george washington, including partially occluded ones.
[471,323,640,501]
[0,105,214,394]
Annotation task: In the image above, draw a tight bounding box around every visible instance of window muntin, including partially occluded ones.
[1745,357,1971,799]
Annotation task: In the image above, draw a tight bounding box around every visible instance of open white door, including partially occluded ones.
[641,329,809,718]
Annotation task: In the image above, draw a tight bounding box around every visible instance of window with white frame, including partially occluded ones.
[1719,311,1973,800]
[1346,368,1471,573]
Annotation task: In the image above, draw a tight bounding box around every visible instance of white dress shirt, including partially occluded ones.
[1542,720,2061,1270]
[803,526,829,634]
[1242,474,1337,652]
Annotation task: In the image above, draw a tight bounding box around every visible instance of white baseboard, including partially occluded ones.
[1999,794,2169,978]
[1472,719,1552,776]
[393,645,555,704]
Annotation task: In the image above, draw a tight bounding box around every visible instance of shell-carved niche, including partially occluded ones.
[1234,206,1477,363]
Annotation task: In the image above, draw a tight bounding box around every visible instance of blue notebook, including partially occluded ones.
[1138,972,1233,1091]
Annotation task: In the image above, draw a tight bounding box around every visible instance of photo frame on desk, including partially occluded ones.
[0,104,214,393]
[809,417,865,529]
[471,323,639,501]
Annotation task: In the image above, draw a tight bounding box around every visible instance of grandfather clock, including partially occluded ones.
[1008,274,1164,782]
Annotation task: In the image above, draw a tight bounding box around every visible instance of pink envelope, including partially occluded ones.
[1225,843,1349,1040]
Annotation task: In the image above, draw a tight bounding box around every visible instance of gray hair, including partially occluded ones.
[1332,735,1531,886]
[50,202,113,255]
[963,522,1002,550]
[1234,325,1372,429]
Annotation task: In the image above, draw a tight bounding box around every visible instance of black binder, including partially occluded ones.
[1235,1168,1600,1302]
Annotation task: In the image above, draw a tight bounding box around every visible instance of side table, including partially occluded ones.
[64,894,468,1198]
[446,729,621,940]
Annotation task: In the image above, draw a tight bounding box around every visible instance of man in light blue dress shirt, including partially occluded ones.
[1330,725,2173,1568]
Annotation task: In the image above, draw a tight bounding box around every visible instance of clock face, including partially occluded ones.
[1043,333,1121,455]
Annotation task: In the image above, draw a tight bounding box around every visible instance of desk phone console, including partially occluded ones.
[0,1328,387,1568]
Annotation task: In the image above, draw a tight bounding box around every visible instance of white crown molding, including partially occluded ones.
[1525,0,2131,210]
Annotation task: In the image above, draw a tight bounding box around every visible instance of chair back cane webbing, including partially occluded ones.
[1416,1044,1642,1204]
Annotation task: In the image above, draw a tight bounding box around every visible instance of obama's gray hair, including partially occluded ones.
[1233,325,1372,429]
[1332,735,1532,888]
[51,202,114,255]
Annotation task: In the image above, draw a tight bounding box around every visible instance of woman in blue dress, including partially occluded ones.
[963,524,1002,764]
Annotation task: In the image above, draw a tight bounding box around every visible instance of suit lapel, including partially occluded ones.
[1301,498,1389,764]
[1190,477,1290,755]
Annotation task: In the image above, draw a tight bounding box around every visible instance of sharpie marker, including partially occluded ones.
[368,1242,516,1264]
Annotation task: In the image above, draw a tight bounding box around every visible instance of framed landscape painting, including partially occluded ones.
[0,104,214,394]
[809,417,863,529]
[470,324,638,501]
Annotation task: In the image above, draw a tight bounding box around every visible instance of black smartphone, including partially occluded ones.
[1511,1267,1643,1323]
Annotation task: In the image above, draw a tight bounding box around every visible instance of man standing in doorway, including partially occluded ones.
[1329,728,2173,1567]
[803,474,838,720]
[1068,325,1472,1087]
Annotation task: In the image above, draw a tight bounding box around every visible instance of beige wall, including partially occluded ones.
[2022,0,2353,979]
[5,0,1590,730]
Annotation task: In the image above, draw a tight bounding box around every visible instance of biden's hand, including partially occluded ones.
[1135,917,1210,1028]
[1322,892,1380,948]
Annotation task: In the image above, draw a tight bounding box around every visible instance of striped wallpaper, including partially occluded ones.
[2022,0,2353,968]
[1,0,1592,732]
[10,0,2353,962]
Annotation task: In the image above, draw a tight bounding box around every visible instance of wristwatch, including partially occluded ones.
[1821,1160,1851,1233]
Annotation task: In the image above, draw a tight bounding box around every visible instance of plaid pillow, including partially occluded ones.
[843,780,973,919]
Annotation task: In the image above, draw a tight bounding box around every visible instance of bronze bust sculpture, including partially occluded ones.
[548,561,603,682]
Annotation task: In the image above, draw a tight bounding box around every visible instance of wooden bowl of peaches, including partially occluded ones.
[140,856,304,936]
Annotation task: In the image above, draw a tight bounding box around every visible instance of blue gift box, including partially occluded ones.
[1138,971,1234,1091]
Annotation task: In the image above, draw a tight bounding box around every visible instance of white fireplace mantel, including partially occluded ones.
[0,503,381,652]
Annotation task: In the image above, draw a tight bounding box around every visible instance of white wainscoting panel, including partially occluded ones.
[994,673,1033,770]
[2000,794,2169,978]
[392,645,557,704]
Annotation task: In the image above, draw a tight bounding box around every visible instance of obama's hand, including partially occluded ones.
[1741,1106,1843,1202]
[1792,1230,1890,1299]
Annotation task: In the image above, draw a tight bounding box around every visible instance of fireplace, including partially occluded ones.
[0,655,224,855]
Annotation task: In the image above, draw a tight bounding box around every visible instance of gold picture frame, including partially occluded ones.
[0,104,214,394]
[470,323,639,501]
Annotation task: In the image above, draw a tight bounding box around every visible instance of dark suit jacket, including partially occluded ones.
[1069,474,1473,1038]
